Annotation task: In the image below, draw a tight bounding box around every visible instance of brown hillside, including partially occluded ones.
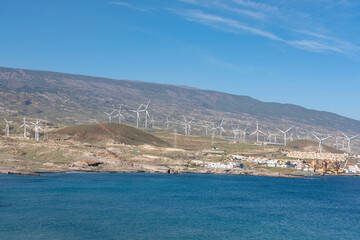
[287,140,343,154]
[52,123,170,147]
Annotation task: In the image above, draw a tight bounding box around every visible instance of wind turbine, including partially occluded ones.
[250,121,264,144]
[341,133,359,154]
[232,126,241,141]
[333,136,342,150]
[266,130,274,143]
[113,105,125,124]
[312,133,331,154]
[142,100,151,128]
[204,124,211,136]
[289,133,294,142]
[149,115,156,128]
[181,118,188,135]
[218,119,226,139]
[19,118,29,139]
[210,123,217,145]
[4,118,12,136]
[273,131,281,143]
[130,104,143,128]
[104,110,116,123]
[187,118,195,136]
[277,126,294,146]
[240,127,248,142]
[181,117,195,136]
[163,116,171,130]
[30,119,42,142]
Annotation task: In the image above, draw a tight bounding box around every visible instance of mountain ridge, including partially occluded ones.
[1,66,360,136]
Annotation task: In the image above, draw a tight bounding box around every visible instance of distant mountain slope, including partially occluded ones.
[1,66,360,136]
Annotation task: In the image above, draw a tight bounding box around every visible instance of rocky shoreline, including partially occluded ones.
[0,164,313,179]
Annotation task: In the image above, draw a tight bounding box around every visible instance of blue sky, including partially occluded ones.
[1,0,360,120]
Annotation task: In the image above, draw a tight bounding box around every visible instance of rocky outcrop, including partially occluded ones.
[72,160,103,167]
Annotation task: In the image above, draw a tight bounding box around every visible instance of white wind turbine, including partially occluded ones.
[149,115,156,128]
[341,132,359,154]
[104,110,116,123]
[240,127,248,142]
[289,133,294,142]
[273,131,281,143]
[204,123,211,136]
[181,117,195,136]
[19,117,30,139]
[250,121,264,144]
[181,118,188,135]
[341,138,346,151]
[142,100,151,128]
[30,119,42,142]
[333,136,342,150]
[277,126,294,146]
[210,123,218,145]
[113,105,125,124]
[231,126,241,141]
[204,121,215,136]
[4,118,13,136]
[163,116,172,130]
[187,118,195,136]
[312,133,331,154]
[218,119,226,139]
[266,129,274,143]
[130,104,143,128]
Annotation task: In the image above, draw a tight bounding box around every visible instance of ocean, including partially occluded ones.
[0,173,359,240]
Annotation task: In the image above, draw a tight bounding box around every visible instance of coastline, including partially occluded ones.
[0,167,343,179]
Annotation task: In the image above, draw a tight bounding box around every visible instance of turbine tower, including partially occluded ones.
[113,105,125,124]
[149,115,156,128]
[266,130,274,143]
[181,118,188,135]
[4,118,12,136]
[19,117,29,139]
[218,119,226,139]
[341,133,359,154]
[187,118,195,136]
[273,131,280,143]
[333,136,342,150]
[30,119,42,142]
[130,104,143,128]
[163,116,171,130]
[250,121,264,144]
[210,123,217,145]
[312,133,331,154]
[142,100,151,128]
[277,126,294,146]
[181,117,195,136]
[240,127,248,142]
[232,126,241,141]
[204,124,210,136]
[104,110,116,123]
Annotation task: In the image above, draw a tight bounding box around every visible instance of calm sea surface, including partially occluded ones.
[0,173,359,240]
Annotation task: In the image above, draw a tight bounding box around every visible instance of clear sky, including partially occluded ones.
[1,0,360,120]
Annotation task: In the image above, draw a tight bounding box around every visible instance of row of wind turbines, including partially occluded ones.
[103,101,359,155]
[1,100,359,154]
[1,117,42,141]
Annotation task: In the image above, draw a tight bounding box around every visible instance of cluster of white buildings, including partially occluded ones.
[191,160,243,169]
[232,155,314,172]
[346,165,360,174]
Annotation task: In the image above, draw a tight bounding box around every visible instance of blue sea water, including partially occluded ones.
[0,173,359,240]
